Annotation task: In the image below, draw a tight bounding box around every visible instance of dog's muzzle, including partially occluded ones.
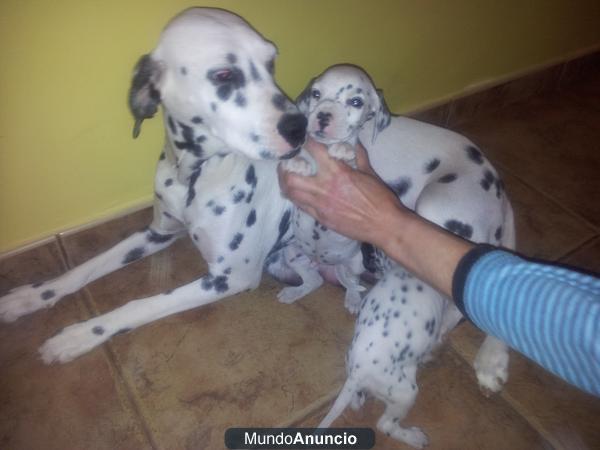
[279,147,301,160]
[277,113,307,149]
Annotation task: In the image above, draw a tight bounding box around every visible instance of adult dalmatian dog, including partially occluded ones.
[0,7,308,362]
[282,65,516,447]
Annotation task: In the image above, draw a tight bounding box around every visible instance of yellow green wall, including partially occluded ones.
[1,0,599,253]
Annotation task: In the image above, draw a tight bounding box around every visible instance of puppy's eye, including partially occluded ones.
[348,97,364,108]
[311,89,321,99]
[211,69,234,83]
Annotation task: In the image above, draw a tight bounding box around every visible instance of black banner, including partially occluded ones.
[224,428,375,449]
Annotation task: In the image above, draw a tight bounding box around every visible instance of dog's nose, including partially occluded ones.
[317,111,332,130]
[277,113,307,149]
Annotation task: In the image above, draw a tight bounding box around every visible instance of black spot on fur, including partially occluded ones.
[361,243,377,273]
[175,122,203,158]
[250,61,261,81]
[213,205,226,216]
[32,282,44,288]
[235,92,247,107]
[227,53,237,64]
[246,209,256,227]
[425,158,440,173]
[180,67,188,76]
[250,133,259,142]
[191,116,203,124]
[159,152,165,161]
[481,169,495,191]
[278,209,291,242]
[164,178,173,187]
[232,190,245,203]
[272,93,287,111]
[444,219,473,239]
[495,179,505,198]
[245,165,257,188]
[438,173,457,183]
[146,228,174,244]
[495,226,503,241]
[168,116,177,135]
[113,328,131,336]
[41,290,55,301]
[186,168,202,207]
[229,233,244,250]
[217,84,233,101]
[466,145,484,165]
[123,247,145,264]
[92,326,105,335]
[390,177,412,198]
[211,102,217,112]
[312,229,320,240]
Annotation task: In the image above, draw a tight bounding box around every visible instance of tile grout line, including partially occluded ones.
[556,235,600,263]
[55,233,161,450]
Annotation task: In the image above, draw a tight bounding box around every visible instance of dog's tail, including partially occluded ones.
[317,378,357,429]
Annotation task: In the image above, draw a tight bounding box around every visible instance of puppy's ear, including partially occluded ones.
[369,88,391,144]
[295,77,316,115]
[128,54,163,138]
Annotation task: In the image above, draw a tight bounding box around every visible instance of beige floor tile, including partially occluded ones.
[60,212,356,449]
[0,242,150,450]
[297,346,548,450]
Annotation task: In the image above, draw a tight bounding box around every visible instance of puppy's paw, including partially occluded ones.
[328,143,356,164]
[0,283,59,322]
[39,321,109,364]
[280,156,313,176]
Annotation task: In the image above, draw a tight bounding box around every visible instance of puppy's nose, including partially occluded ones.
[277,113,307,148]
[317,111,332,130]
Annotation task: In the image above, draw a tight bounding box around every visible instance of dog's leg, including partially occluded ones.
[38,266,258,364]
[474,335,509,395]
[336,252,366,314]
[376,379,428,449]
[277,246,323,304]
[0,225,181,322]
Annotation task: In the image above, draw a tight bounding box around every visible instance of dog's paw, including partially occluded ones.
[277,286,310,304]
[344,289,363,315]
[0,283,57,322]
[350,390,366,411]
[474,337,509,395]
[328,142,356,164]
[280,156,313,176]
[399,426,429,449]
[39,321,108,364]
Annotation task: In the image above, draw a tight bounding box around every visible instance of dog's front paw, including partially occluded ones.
[0,283,58,322]
[280,156,313,176]
[474,336,509,395]
[344,289,363,315]
[328,142,356,164]
[400,426,429,449]
[39,321,109,364]
[277,286,311,304]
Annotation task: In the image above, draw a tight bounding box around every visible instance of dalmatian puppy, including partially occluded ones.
[296,65,516,444]
[277,142,366,313]
[0,7,308,363]
[319,258,451,448]
[277,66,391,312]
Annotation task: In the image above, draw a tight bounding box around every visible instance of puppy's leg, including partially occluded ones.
[277,246,323,303]
[376,379,428,449]
[336,252,366,314]
[39,265,259,364]
[474,335,509,394]
[0,225,182,322]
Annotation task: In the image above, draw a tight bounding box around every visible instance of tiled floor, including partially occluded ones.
[1,77,599,450]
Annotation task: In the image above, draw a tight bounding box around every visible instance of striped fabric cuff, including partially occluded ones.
[452,244,498,320]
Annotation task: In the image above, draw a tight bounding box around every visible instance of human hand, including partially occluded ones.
[278,138,407,247]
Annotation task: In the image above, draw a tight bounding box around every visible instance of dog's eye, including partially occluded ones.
[311,89,321,99]
[211,69,234,83]
[348,97,364,108]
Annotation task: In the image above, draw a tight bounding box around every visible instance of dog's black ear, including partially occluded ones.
[128,54,163,138]
[295,77,316,115]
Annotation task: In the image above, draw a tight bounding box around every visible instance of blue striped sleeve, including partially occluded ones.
[453,247,600,397]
